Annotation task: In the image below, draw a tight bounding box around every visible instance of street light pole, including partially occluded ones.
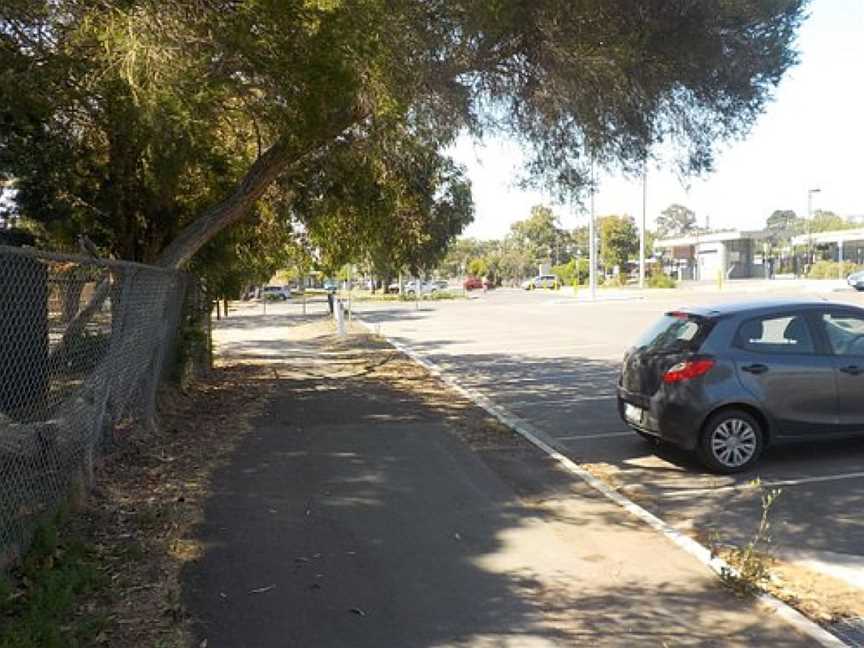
[589,157,597,301]
[639,163,647,289]
[807,187,821,271]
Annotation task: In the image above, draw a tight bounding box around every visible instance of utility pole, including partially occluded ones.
[639,163,647,289]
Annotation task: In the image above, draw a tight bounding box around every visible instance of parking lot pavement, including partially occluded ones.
[355,287,864,591]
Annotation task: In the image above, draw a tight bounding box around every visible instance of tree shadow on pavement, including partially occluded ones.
[369,328,864,569]
[180,337,812,646]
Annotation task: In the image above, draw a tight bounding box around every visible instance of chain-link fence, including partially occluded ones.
[0,244,194,566]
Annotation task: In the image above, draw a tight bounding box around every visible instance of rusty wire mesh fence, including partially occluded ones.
[0,244,192,565]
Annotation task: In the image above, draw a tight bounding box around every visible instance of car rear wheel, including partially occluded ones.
[698,409,764,474]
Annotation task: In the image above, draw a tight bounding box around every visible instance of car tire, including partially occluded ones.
[698,408,764,474]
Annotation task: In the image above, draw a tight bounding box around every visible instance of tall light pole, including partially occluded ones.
[639,163,647,289]
[807,187,821,269]
[589,157,597,301]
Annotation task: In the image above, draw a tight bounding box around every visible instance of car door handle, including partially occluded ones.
[741,364,769,374]
[839,365,864,375]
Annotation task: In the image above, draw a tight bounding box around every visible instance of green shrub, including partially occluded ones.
[0,512,107,648]
[648,273,677,289]
[807,260,862,279]
[552,259,590,286]
[606,274,628,288]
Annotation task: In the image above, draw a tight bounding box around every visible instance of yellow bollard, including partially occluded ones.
[717,269,724,291]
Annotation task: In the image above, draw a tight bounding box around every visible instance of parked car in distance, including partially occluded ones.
[618,300,864,473]
[463,276,483,291]
[432,279,449,290]
[323,280,338,293]
[404,280,438,296]
[260,285,292,301]
[847,270,864,291]
[521,274,558,290]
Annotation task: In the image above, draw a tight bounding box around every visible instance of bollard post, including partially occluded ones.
[335,298,346,336]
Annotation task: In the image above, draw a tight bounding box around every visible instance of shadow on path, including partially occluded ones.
[180,330,813,647]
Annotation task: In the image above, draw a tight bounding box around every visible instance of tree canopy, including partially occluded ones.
[809,210,857,234]
[599,215,639,270]
[1,0,807,272]
[656,204,699,239]
[765,209,802,247]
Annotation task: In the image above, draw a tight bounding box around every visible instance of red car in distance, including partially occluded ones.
[463,276,484,290]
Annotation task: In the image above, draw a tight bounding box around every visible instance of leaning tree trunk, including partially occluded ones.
[155,137,298,269]
[48,114,365,374]
[156,112,364,270]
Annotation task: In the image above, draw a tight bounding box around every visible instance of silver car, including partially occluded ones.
[521,274,558,290]
[847,270,864,291]
[260,285,291,300]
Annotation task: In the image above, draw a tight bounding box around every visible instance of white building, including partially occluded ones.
[654,230,771,280]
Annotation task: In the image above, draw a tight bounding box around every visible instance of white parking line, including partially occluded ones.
[465,373,618,387]
[510,394,616,408]
[557,431,634,441]
[663,471,864,499]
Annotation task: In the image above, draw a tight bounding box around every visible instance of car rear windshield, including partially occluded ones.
[633,312,714,354]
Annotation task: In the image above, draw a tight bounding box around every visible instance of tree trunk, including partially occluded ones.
[156,115,363,270]
[47,116,365,375]
[155,137,297,269]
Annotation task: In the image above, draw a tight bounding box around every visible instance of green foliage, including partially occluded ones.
[510,205,558,261]
[552,258,589,286]
[648,273,677,289]
[766,209,802,236]
[1,516,107,648]
[2,0,807,271]
[467,257,489,278]
[439,239,490,277]
[656,204,698,239]
[296,129,474,277]
[599,215,639,270]
[807,260,862,279]
[809,210,857,234]
[712,482,783,596]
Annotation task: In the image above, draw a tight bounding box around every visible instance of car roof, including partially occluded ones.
[674,299,864,319]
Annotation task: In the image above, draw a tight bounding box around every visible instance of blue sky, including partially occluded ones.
[451,0,864,240]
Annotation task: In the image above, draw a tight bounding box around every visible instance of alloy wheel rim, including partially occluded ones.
[710,418,757,468]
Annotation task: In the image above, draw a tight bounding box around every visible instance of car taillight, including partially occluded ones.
[663,358,715,384]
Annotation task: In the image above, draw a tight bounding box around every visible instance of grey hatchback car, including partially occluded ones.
[617,300,864,473]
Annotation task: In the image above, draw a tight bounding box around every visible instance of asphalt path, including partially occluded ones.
[186,307,819,647]
[352,286,864,590]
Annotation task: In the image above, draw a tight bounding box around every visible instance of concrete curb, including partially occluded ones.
[355,317,848,648]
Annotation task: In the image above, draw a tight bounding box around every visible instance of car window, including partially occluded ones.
[634,312,713,354]
[736,314,814,354]
[821,312,864,356]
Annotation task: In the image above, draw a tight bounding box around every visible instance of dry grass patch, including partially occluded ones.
[60,365,275,647]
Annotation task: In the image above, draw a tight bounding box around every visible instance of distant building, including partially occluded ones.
[654,229,771,280]
[791,227,864,266]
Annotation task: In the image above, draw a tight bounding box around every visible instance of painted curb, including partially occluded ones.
[356,317,849,648]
